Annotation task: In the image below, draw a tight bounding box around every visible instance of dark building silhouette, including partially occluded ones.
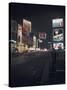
[11,20,17,41]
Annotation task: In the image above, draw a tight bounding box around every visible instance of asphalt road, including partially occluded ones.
[9,51,65,87]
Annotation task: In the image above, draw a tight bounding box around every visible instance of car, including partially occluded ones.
[9,40,18,54]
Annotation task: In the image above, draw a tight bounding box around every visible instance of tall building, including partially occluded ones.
[52,18,64,50]
[33,35,36,49]
[38,32,47,49]
[17,19,32,52]
[11,20,17,41]
[17,24,22,43]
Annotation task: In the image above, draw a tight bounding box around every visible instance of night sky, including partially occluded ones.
[9,3,65,41]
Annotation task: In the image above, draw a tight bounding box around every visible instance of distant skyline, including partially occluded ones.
[9,3,65,41]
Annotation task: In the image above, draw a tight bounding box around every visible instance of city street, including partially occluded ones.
[10,51,65,87]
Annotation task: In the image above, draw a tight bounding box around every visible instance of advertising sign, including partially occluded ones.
[39,32,47,39]
[53,28,64,41]
[52,18,63,28]
[23,19,31,34]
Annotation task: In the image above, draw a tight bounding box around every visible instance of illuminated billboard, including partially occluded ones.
[52,18,63,28]
[21,19,32,44]
[53,42,64,50]
[53,28,64,41]
[23,19,31,34]
[39,32,47,39]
